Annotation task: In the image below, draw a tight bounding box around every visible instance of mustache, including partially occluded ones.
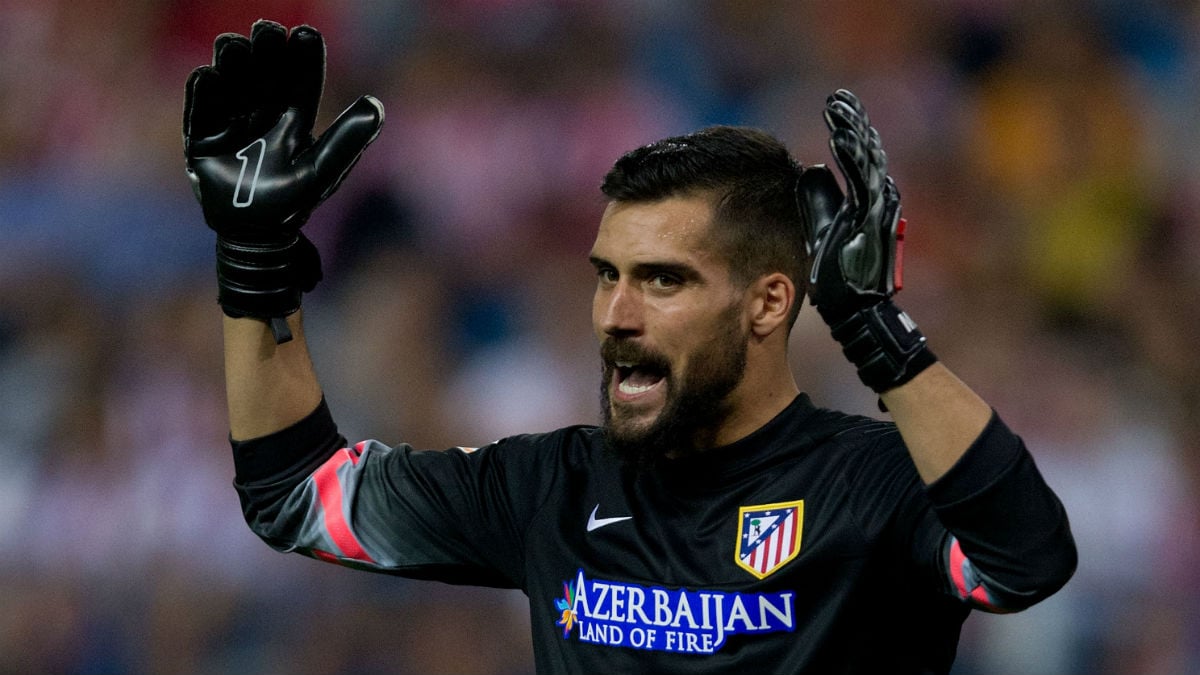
[600,339,671,374]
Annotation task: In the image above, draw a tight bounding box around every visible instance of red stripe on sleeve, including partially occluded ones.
[948,537,969,598]
[312,448,377,565]
[948,537,996,609]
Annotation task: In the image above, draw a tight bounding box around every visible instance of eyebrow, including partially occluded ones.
[588,255,702,282]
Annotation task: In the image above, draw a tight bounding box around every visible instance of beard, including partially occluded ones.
[600,303,748,472]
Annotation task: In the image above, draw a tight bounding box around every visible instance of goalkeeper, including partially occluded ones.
[184,20,1076,674]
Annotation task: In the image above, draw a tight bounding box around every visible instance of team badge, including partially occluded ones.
[735,500,804,579]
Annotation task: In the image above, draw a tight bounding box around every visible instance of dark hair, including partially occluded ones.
[600,126,809,326]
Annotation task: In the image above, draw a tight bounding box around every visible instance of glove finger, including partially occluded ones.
[285,25,327,129]
[859,125,889,239]
[183,66,230,146]
[866,125,887,174]
[796,164,842,253]
[831,91,874,144]
[830,91,887,192]
[830,89,869,125]
[824,97,869,139]
[830,128,869,219]
[884,173,901,205]
[866,126,887,201]
[823,98,853,135]
[214,33,254,119]
[825,94,881,191]
[212,32,245,65]
[830,120,887,209]
[249,19,289,135]
[310,95,385,192]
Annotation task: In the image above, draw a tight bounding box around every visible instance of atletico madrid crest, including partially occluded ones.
[735,500,804,579]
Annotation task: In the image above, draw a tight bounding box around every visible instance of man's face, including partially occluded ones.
[589,195,749,468]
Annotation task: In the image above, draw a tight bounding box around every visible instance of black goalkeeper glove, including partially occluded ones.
[183,20,384,343]
[801,89,935,393]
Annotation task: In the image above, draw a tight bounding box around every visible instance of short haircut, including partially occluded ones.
[600,126,809,327]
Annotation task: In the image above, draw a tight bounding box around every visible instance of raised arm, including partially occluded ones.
[801,90,1075,610]
[222,313,322,440]
[801,89,989,482]
[183,20,384,439]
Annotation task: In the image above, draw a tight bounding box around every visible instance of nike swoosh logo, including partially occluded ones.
[586,504,633,532]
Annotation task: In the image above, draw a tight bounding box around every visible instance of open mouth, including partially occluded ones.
[614,360,667,396]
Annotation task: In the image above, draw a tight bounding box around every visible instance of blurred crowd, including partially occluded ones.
[2,0,1199,673]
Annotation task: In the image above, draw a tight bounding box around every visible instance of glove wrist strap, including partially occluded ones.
[215,234,316,344]
[829,300,937,393]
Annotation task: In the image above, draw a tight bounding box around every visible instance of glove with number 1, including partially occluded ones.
[800,89,936,393]
[183,20,384,343]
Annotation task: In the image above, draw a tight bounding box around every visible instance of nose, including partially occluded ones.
[595,279,643,338]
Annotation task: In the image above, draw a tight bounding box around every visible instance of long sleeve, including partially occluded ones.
[229,397,561,589]
[923,411,1077,612]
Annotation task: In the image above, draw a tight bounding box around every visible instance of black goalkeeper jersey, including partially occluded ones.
[232,393,1075,674]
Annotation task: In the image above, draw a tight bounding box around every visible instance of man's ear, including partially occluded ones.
[748,272,795,338]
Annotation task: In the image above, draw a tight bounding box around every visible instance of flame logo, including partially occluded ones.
[554,580,578,637]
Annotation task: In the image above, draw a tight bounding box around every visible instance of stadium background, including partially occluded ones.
[1,0,1198,672]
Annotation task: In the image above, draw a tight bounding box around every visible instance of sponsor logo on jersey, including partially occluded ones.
[553,569,795,654]
[735,500,804,579]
